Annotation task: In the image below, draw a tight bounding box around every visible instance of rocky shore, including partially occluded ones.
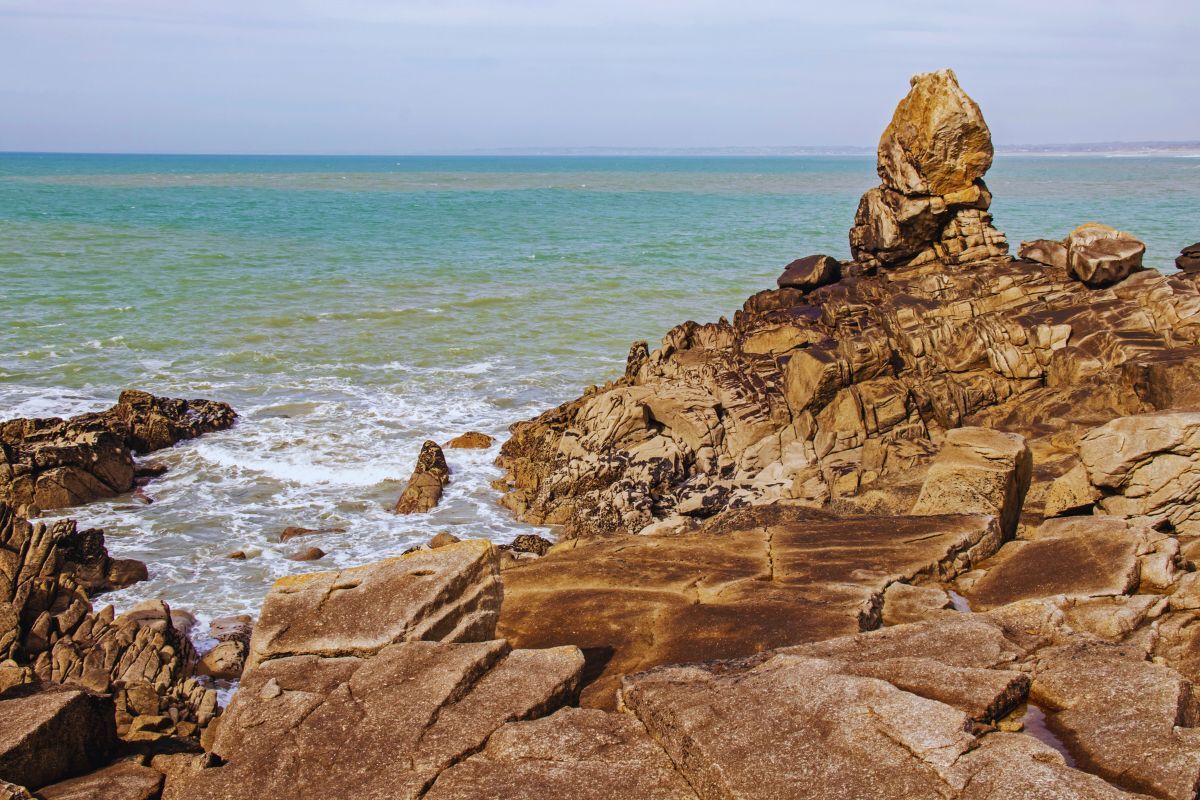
[4,70,1200,799]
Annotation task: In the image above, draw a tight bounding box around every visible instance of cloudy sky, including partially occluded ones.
[1,0,1196,153]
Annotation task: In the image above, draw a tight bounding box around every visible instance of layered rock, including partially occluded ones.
[1021,223,1147,288]
[850,69,1008,270]
[393,439,451,514]
[1179,242,1200,273]
[0,391,236,515]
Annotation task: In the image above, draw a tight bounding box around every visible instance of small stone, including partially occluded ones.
[285,547,325,562]
[429,532,462,549]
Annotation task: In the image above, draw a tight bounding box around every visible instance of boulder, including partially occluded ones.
[1019,238,1069,270]
[445,431,495,449]
[1065,223,1145,287]
[425,707,698,800]
[877,69,994,196]
[182,640,585,800]
[0,687,116,790]
[393,440,450,514]
[0,392,235,513]
[36,762,163,800]
[283,546,324,561]
[245,539,502,669]
[1078,410,1200,534]
[776,254,841,291]
[911,427,1032,538]
[1177,242,1200,272]
[429,531,462,549]
[277,525,345,543]
[502,533,553,557]
[499,505,1001,708]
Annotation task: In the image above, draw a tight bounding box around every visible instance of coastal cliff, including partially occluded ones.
[4,71,1200,800]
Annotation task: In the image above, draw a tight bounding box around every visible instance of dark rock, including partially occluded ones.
[278,525,345,543]
[1177,242,1200,272]
[284,547,325,562]
[36,761,163,800]
[50,520,147,595]
[777,254,841,291]
[505,534,552,557]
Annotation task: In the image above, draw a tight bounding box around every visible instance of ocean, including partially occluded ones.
[2,153,1198,630]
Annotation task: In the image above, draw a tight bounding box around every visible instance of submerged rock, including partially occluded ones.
[0,391,235,514]
[393,440,450,514]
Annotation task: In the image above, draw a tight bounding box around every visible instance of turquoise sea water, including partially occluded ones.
[1,153,1198,628]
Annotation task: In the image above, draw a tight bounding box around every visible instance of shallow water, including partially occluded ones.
[2,153,1198,630]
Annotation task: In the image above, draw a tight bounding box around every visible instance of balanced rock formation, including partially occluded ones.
[393,439,450,514]
[850,69,1008,270]
[777,254,841,291]
[0,391,236,515]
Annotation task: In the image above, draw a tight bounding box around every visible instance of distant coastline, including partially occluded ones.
[467,141,1200,157]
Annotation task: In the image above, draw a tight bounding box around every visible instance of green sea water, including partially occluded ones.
[1,153,1198,632]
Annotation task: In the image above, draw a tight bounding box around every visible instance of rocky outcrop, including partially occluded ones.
[0,504,218,745]
[46,520,147,596]
[777,254,840,291]
[495,69,1200,541]
[911,427,1031,536]
[393,439,450,514]
[0,391,235,515]
[445,431,495,449]
[850,69,1008,270]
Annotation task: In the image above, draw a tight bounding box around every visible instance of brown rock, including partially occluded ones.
[246,539,502,670]
[0,687,116,790]
[283,546,324,561]
[393,440,450,514]
[426,707,698,800]
[1019,238,1069,270]
[911,427,1032,538]
[503,534,553,557]
[0,782,33,800]
[1177,242,1200,272]
[499,505,1001,708]
[182,640,584,800]
[1066,223,1146,288]
[881,582,952,626]
[777,254,841,291]
[445,431,495,449]
[277,525,345,543]
[195,640,247,680]
[36,761,163,800]
[429,531,461,549]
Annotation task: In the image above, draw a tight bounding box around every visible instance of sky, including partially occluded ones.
[0,0,1197,154]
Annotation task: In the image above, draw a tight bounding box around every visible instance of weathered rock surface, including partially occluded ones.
[47,519,147,596]
[36,761,164,800]
[426,707,699,800]
[1178,242,1200,273]
[499,504,1001,708]
[0,391,235,514]
[911,427,1031,536]
[195,615,253,681]
[245,539,502,669]
[393,439,450,514]
[1065,223,1147,288]
[0,687,116,790]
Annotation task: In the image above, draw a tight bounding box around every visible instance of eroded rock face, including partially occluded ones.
[1178,242,1200,273]
[911,427,1031,537]
[393,439,450,514]
[0,687,116,791]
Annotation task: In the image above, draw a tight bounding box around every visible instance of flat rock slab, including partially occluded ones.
[184,640,585,800]
[0,688,115,790]
[499,506,1000,708]
[246,539,502,668]
[37,762,163,800]
[964,519,1141,610]
[425,707,698,800]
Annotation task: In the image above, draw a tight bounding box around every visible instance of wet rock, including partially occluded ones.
[912,427,1031,537]
[36,761,163,800]
[1078,410,1200,535]
[225,550,247,560]
[1177,242,1200,273]
[445,431,495,449]
[246,539,502,669]
[1065,223,1146,288]
[1031,640,1200,799]
[283,546,324,561]
[776,254,841,291]
[277,525,345,543]
[0,391,235,513]
[182,641,584,800]
[0,687,116,790]
[49,520,147,595]
[426,707,698,800]
[393,440,450,514]
[499,505,1001,708]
